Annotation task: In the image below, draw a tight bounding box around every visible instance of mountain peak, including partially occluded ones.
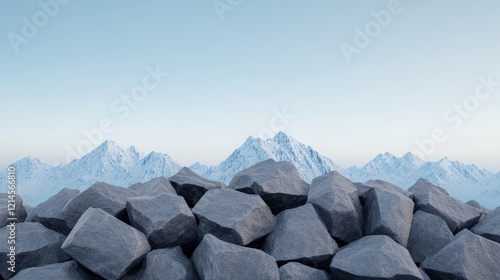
[272,131,294,143]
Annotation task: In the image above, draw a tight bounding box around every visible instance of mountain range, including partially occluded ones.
[0,132,498,208]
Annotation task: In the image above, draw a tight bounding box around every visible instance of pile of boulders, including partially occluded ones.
[1,159,499,279]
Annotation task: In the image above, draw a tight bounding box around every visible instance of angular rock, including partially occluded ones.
[23,205,33,217]
[421,230,500,279]
[229,159,309,214]
[407,211,454,264]
[353,182,371,205]
[169,167,225,207]
[363,188,414,246]
[192,234,279,280]
[128,176,177,197]
[279,262,331,280]
[136,247,199,280]
[262,204,338,268]
[330,235,422,280]
[62,182,138,228]
[419,269,431,280]
[192,189,276,246]
[61,208,151,280]
[25,188,79,235]
[408,179,482,233]
[365,180,413,199]
[307,172,363,243]
[466,199,490,213]
[0,194,27,227]
[126,194,197,248]
[471,206,500,243]
[10,260,101,280]
[0,222,70,279]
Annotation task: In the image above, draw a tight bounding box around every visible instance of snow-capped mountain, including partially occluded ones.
[191,132,346,183]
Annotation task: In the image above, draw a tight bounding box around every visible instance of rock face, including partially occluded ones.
[0,194,27,227]
[169,167,225,207]
[363,187,414,246]
[192,189,276,246]
[330,235,422,280]
[279,262,331,280]
[61,208,151,280]
[262,203,338,268]
[192,234,279,280]
[408,179,482,233]
[421,230,500,279]
[25,188,79,235]
[471,206,500,243]
[407,211,454,264]
[128,176,177,197]
[364,180,413,199]
[136,247,199,280]
[229,159,310,214]
[466,199,490,213]
[62,182,138,228]
[307,172,363,243]
[0,222,70,279]
[10,261,100,280]
[126,194,197,248]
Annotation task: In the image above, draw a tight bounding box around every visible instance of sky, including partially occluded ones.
[1,0,499,171]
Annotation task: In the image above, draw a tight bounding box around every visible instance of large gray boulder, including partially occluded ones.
[279,262,331,280]
[471,206,500,243]
[126,194,197,248]
[330,235,422,280]
[262,204,338,269]
[466,199,490,213]
[408,179,482,233]
[0,194,27,227]
[62,182,138,228]
[307,172,363,243]
[25,188,79,235]
[229,159,309,214]
[0,222,70,279]
[192,189,276,246]
[10,261,101,280]
[364,180,413,199]
[136,247,199,280]
[192,234,279,280]
[363,187,414,246]
[128,176,177,197]
[169,167,225,207]
[61,208,151,280]
[407,211,453,264]
[421,230,500,279]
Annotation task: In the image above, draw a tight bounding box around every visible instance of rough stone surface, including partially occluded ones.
[136,247,199,280]
[61,208,151,280]
[408,179,482,233]
[407,211,454,264]
[0,194,27,227]
[62,182,139,228]
[262,203,338,268]
[192,234,279,280]
[421,230,500,279]
[466,199,490,213]
[364,180,413,199]
[307,172,363,243]
[229,159,310,214]
[279,262,331,280]
[10,260,101,280]
[128,176,177,197]
[471,206,500,243]
[25,188,79,234]
[126,194,197,248]
[330,235,422,280]
[363,187,414,246]
[419,269,431,280]
[192,188,276,246]
[169,167,225,207]
[353,182,372,205]
[0,222,70,279]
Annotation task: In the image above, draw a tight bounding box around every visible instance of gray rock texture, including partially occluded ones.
[0,194,27,227]
[471,206,500,243]
[279,262,331,280]
[128,176,177,197]
[10,260,101,280]
[169,167,225,207]
[136,247,199,280]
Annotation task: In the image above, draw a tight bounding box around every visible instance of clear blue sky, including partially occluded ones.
[1,0,499,171]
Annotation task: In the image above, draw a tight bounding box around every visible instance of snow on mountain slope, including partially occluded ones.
[118,152,182,185]
[475,172,500,209]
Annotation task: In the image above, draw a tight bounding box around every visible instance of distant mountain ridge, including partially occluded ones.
[0,132,498,208]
